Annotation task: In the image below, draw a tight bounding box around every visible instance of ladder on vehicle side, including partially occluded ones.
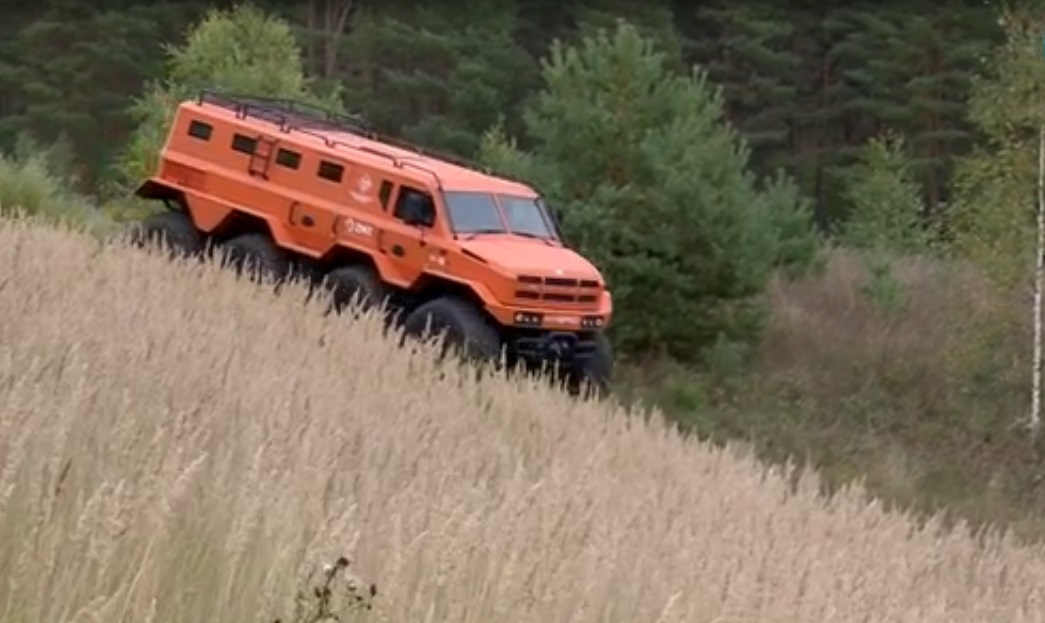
[248,135,276,179]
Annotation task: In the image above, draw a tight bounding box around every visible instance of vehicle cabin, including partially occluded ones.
[149,92,547,265]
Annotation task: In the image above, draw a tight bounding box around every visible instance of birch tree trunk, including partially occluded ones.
[1032,122,1044,434]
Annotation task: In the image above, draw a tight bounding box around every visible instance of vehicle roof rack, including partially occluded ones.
[194,89,536,187]
[198,89,374,136]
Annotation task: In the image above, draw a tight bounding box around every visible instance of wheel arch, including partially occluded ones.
[135,179,183,203]
[209,209,275,241]
[318,243,382,274]
[134,180,279,244]
[408,272,498,325]
[134,179,192,214]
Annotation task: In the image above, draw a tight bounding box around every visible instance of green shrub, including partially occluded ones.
[113,3,340,204]
[0,150,110,234]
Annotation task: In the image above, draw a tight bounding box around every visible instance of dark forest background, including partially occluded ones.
[0,0,1004,229]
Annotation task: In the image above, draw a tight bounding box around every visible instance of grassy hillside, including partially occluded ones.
[0,216,1044,622]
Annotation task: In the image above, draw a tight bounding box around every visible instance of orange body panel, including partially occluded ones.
[140,94,613,331]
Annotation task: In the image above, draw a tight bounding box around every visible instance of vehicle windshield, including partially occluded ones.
[443,191,559,240]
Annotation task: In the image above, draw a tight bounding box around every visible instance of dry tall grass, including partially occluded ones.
[2,216,1045,622]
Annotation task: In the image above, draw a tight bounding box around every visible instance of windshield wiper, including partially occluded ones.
[511,231,556,246]
[461,228,506,241]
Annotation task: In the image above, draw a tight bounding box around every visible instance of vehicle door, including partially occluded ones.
[377,182,438,280]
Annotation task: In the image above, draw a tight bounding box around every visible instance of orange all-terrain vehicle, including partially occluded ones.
[130,90,614,393]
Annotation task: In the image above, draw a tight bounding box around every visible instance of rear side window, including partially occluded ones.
[275,148,301,169]
[187,120,212,141]
[231,133,256,154]
[317,160,344,182]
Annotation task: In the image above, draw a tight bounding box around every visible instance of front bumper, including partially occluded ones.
[509,328,604,364]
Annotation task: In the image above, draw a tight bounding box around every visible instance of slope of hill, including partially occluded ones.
[1,215,1044,622]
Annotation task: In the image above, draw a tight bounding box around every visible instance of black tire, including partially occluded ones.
[219,232,292,284]
[400,295,503,365]
[324,264,393,315]
[127,210,204,258]
[567,331,614,399]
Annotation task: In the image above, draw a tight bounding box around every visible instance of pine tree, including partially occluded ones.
[896,10,999,215]
[827,6,997,219]
[782,8,861,229]
[756,4,996,232]
[0,2,214,191]
[480,20,818,361]
[679,2,802,174]
[837,132,931,253]
[572,0,680,61]
[337,1,538,158]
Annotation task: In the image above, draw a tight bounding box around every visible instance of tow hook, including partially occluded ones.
[546,332,576,359]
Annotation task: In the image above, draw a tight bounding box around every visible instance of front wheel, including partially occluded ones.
[400,296,503,366]
[566,332,614,399]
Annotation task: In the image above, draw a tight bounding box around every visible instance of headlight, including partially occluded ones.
[581,316,604,329]
[514,312,543,326]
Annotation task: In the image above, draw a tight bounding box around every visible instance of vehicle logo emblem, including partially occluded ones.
[350,174,374,204]
[358,174,372,193]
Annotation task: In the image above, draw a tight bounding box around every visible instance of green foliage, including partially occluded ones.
[12,131,80,190]
[680,2,802,174]
[481,20,819,361]
[0,145,107,234]
[477,124,537,181]
[947,6,1045,291]
[338,2,538,158]
[837,132,929,323]
[572,0,682,63]
[754,169,823,277]
[838,132,932,254]
[113,3,338,196]
[0,3,209,192]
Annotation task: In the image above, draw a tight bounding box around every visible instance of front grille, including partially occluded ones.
[515,274,601,305]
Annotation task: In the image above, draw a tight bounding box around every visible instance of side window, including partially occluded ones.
[275,148,301,170]
[231,133,256,154]
[393,186,436,227]
[317,159,344,183]
[188,120,212,141]
[378,180,393,210]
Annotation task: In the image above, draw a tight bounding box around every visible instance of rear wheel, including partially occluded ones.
[219,232,292,284]
[325,264,394,315]
[400,295,503,365]
[127,210,204,258]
